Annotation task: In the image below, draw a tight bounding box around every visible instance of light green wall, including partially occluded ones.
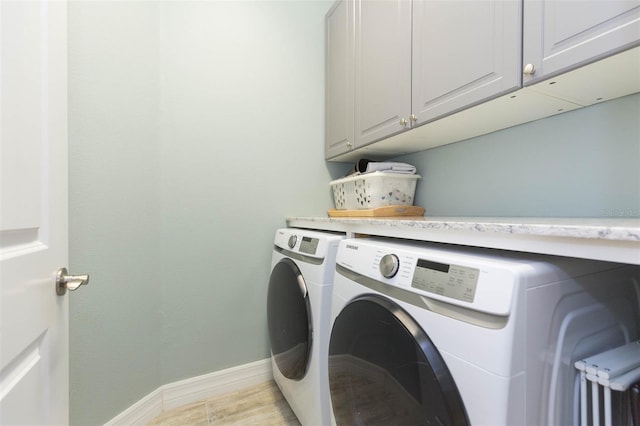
[154,0,344,383]
[69,1,639,424]
[68,1,342,425]
[68,2,163,424]
[394,93,640,217]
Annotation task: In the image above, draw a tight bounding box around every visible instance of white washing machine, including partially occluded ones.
[267,228,344,426]
[328,237,640,426]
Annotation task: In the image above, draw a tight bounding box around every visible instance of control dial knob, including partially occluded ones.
[287,235,297,249]
[379,254,400,278]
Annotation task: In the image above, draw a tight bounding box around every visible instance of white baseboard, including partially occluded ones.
[161,358,273,410]
[105,358,273,426]
[103,389,164,426]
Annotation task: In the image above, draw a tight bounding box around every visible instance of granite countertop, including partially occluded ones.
[285,216,640,264]
[286,217,640,241]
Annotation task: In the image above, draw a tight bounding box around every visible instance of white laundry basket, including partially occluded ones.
[330,172,420,210]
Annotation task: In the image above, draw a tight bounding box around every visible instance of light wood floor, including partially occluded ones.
[147,380,301,425]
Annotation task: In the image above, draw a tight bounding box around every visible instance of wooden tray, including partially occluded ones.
[327,205,425,217]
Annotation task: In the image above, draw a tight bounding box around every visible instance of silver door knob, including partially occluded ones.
[56,267,90,295]
[523,63,536,75]
[410,114,417,123]
[400,118,408,126]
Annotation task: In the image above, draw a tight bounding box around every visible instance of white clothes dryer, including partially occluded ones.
[267,228,344,426]
[328,237,640,426]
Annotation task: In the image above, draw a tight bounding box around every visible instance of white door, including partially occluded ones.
[0,1,79,424]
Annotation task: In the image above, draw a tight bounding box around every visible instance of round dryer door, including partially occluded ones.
[329,295,470,426]
[267,258,312,381]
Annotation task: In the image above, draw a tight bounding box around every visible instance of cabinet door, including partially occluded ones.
[354,0,411,148]
[523,0,640,85]
[412,0,522,125]
[326,0,354,159]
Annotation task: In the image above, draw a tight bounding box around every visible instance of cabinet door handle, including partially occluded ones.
[523,63,536,75]
[400,118,408,126]
[410,114,417,123]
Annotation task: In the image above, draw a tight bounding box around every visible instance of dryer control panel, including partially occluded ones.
[274,228,343,260]
[299,236,319,255]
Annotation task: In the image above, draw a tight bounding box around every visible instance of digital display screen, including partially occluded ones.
[411,259,479,303]
[417,259,450,273]
[299,237,319,255]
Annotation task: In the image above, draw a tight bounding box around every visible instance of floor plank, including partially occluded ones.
[147,381,301,425]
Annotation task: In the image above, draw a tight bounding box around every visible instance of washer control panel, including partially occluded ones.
[411,259,479,303]
[336,238,520,316]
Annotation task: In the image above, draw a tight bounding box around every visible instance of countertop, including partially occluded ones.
[285,216,640,265]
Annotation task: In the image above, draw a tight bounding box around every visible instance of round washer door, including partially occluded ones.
[267,258,312,381]
[329,295,470,426]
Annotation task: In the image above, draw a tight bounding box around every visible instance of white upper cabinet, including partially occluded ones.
[325,0,354,159]
[354,0,411,147]
[523,0,640,85]
[327,0,519,158]
[325,0,640,161]
[412,0,521,124]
